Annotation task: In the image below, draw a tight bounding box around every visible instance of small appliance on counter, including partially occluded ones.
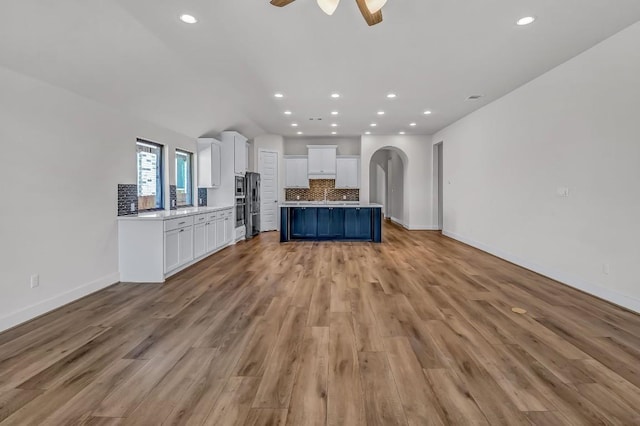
[245,172,261,239]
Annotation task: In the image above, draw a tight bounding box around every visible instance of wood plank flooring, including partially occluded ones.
[1,222,639,425]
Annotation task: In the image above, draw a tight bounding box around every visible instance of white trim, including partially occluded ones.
[406,225,441,231]
[442,230,640,314]
[390,216,406,228]
[0,272,120,333]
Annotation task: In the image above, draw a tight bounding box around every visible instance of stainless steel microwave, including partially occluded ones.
[235,176,245,198]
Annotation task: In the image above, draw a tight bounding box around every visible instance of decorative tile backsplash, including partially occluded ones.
[169,185,177,210]
[117,184,138,216]
[285,179,359,202]
[198,188,208,207]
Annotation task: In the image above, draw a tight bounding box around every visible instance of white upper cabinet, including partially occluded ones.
[335,156,360,189]
[284,156,310,188]
[198,138,221,188]
[234,134,249,175]
[307,145,337,179]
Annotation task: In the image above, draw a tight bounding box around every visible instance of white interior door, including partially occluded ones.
[259,150,279,231]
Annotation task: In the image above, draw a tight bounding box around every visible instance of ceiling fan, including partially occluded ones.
[270,0,387,26]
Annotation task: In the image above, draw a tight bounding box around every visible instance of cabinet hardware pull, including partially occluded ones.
[178,221,186,225]
[179,229,184,232]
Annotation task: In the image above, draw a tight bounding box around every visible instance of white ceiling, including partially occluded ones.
[1,1,640,139]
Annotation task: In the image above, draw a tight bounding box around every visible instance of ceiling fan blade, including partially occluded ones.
[270,0,296,7]
[355,0,383,25]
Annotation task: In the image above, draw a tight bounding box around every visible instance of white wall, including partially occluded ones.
[361,135,435,230]
[284,137,360,156]
[433,22,640,312]
[389,151,405,224]
[369,150,388,217]
[0,65,196,332]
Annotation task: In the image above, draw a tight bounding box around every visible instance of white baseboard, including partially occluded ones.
[0,272,120,333]
[390,217,406,228]
[443,230,640,314]
[406,225,441,231]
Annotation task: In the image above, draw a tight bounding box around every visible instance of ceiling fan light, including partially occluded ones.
[317,0,340,15]
[365,0,387,13]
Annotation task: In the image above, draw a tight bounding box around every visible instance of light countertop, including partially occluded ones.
[117,206,233,221]
[279,202,383,208]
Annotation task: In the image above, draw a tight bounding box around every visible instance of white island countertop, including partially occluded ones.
[279,202,383,208]
[117,205,233,221]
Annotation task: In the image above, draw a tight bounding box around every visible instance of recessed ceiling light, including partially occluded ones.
[297,131,303,135]
[291,123,298,127]
[370,123,377,127]
[331,132,337,135]
[377,111,385,115]
[331,93,341,98]
[424,110,432,115]
[365,131,371,135]
[399,131,406,135]
[410,122,417,127]
[516,16,536,26]
[179,14,198,24]
[331,123,338,127]
[331,111,339,115]
[284,110,292,115]
[387,93,397,99]
[274,93,284,98]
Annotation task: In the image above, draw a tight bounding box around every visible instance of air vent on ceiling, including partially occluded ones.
[466,95,483,101]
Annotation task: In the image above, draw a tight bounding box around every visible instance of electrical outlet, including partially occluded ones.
[296,195,300,200]
[130,202,135,212]
[556,187,570,197]
[30,274,39,288]
[602,263,610,275]
[343,195,347,200]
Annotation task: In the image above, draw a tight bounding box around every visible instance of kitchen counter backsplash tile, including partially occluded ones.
[198,188,208,207]
[170,185,177,210]
[285,179,359,202]
[118,184,138,216]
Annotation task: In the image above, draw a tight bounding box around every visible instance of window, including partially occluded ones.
[175,149,193,207]
[136,139,164,211]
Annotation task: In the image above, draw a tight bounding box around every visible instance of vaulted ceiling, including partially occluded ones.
[1,1,640,139]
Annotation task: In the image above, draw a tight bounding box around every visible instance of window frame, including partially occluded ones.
[175,149,194,208]
[136,139,165,212]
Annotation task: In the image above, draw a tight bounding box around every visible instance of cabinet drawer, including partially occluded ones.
[207,211,219,221]
[194,214,208,225]
[165,216,194,232]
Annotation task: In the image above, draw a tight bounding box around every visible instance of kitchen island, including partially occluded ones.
[280,202,383,242]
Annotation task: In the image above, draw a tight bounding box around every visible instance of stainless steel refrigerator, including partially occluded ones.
[245,172,261,238]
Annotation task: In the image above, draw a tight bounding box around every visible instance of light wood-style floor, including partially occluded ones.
[1,223,639,425]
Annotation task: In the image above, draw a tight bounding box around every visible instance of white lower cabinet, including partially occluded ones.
[118,206,234,283]
[164,229,181,273]
[193,222,207,259]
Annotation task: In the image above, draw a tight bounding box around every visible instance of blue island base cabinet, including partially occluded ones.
[281,206,382,243]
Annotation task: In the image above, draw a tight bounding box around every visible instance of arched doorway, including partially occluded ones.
[368,146,408,227]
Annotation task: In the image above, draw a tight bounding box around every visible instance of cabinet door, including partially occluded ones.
[344,208,359,239]
[164,229,180,273]
[194,223,206,258]
[285,158,297,188]
[308,147,336,175]
[216,218,225,248]
[291,208,306,238]
[336,157,360,188]
[357,208,372,239]
[206,221,217,253]
[234,136,246,175]
[330,208,345,238]
[316,208,331,238]
[225,217,233,244]
[178,227,194,266]
[211,142,221,187]
[303,208,318,238]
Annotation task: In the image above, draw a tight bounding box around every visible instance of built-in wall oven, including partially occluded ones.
[235,176,246,227]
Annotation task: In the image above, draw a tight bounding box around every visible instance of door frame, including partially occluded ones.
[258,149,279,232]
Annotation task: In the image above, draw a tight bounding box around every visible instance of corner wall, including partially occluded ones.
[0,65,196,332]
[433,22,640,312]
